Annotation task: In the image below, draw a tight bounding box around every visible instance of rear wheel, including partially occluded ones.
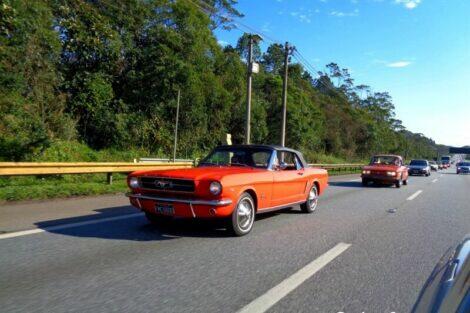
[228,192,255,236]
[301,185,318,213]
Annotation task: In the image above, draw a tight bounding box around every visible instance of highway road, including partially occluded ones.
[0,168,469,313]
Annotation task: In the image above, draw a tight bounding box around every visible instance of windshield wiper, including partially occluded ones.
[198,161,219,166]
[230,162,250,167]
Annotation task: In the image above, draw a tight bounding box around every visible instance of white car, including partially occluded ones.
[429,161,438,171]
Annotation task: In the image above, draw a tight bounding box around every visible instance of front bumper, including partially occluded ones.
[126,193,234,218]
[408,169,428,175]
[361,174,397,183]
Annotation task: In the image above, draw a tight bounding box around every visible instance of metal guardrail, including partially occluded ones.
[0,162,193,183]
[0,161,363,183]
[309,163,364,171]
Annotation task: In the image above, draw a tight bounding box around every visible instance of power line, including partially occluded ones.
[184,0,282,44]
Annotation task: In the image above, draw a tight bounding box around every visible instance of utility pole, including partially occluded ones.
[245,36,254,145]
[245,34,262,144]
[280,42,291,147]
[173,89,180,162]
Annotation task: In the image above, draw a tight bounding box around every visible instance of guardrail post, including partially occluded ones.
[107,173,113,185]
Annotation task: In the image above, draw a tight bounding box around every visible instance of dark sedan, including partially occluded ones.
[408,159,431,176]
[456,161,470,174]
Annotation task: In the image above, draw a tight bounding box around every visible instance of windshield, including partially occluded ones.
[199,148,273,169]
[459,162,470,166]
[370,156,399,165]
[410,160,427,166]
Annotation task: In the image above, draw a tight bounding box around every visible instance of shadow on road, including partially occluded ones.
[34,205,303,240]
[328,181,395,188]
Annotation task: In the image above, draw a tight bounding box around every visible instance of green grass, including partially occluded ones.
[0,174,128,202]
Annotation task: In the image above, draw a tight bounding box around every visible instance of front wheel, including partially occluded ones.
[228,192,255,236]
[395,179,402,188]
[301,185,318,213]
[362,178,369,186]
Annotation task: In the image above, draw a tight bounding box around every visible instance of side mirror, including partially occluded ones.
[279,161,288,170]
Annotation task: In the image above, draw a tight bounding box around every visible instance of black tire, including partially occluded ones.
[395,179,402,188]
[361,178,369,186]
[228,192,255,236]
[403,179,408,185]
[300,184,319,213]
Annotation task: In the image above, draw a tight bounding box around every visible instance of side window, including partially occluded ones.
[277,151,301,170]
[251,151,271,168]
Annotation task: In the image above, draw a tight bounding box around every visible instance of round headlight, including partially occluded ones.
[387,171,396,176]
[209,181,222,195]
[129,177,140,188]
[362,170,370,174]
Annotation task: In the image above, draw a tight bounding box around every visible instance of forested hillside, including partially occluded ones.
[0,0,444,162]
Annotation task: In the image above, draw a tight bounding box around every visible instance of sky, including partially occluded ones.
[214,0,470,147]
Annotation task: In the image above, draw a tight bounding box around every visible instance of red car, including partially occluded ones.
[127,145,328,236]
[361,154,409,188]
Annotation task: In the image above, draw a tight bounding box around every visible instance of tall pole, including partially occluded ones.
[245,36,254,144]
[280,42,290,147]
[173,89,180,162]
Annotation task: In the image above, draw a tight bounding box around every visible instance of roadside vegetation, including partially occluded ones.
[0,1,446,201]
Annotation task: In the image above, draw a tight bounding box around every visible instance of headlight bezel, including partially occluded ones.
[129,177,140,188]
[362,170,371,175]
[386,171,397,176]
[209,181,222,195]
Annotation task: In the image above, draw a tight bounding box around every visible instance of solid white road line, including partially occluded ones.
[0,213,143,240]
[432,178,438,183]
[237,242,351,313]
[407,190,423,201]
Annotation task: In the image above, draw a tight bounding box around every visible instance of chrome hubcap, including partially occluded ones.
[237,198,254,231]
[308,187,318,210]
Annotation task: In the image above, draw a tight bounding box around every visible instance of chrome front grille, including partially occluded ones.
[140,177,195,192]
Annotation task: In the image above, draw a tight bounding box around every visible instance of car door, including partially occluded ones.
[271,151,308,207]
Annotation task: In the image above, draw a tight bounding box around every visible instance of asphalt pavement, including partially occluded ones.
[0,169,469,313]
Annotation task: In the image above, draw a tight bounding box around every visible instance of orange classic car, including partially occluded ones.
[361,154,409,188]
[126,145,328,236]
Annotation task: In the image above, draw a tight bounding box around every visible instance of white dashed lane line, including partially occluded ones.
[0,213,143,240]
[407,190,423,201]
[432,178,438,183]
[237,242,351,313]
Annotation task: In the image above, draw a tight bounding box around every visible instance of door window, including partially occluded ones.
[277,151,302,170]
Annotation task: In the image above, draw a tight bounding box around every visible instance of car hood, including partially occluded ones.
[130,166,265,181]
[363,164,398,171]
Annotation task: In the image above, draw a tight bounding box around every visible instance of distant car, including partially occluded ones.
[411,235,470,313]
[429,161,439,171]
[361,155,408,188]
[438,162,445,170]
[456,161,470,174]
[408,159,431,176]
[126,145,328,236]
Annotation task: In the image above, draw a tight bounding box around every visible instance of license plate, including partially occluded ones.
[155,203,174,216]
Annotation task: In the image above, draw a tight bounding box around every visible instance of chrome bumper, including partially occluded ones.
[126,193,233,206]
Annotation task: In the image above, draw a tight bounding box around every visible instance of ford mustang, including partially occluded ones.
[361,154,409,188]
[126,145,328,236]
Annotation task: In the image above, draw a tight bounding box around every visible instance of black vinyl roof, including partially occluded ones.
[216,144,299,153]
[214,145,308,167]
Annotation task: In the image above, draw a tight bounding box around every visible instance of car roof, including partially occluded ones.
[213,144,308,167]
[216,144,300,154]
[372,154,402,158]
